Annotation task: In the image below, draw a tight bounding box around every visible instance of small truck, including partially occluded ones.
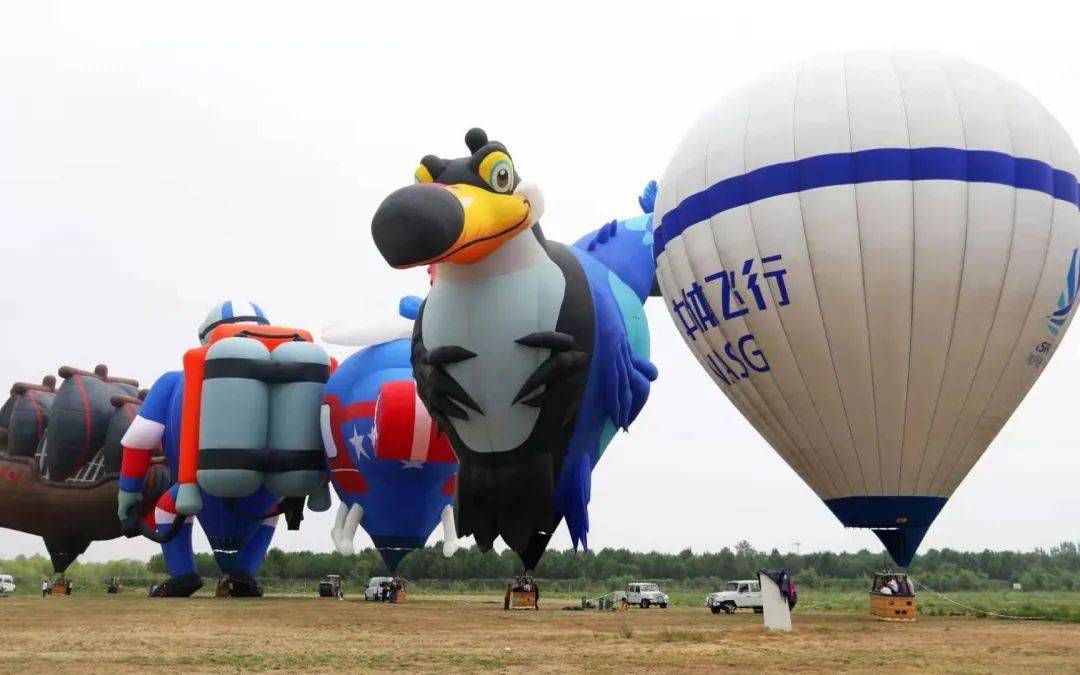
[705,579,763,614]
[318,575,344,599]
[624,582,669,609]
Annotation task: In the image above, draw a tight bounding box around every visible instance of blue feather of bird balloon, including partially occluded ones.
[556,183,660,549]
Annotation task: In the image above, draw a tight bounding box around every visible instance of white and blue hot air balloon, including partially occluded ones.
[653,52,1080,566]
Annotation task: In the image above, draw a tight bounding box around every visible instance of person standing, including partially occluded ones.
[41,579,49,598]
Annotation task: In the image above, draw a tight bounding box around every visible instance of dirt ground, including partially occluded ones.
[1,594,1078,673]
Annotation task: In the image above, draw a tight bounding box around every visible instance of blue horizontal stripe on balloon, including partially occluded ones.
[654,147,1080,260]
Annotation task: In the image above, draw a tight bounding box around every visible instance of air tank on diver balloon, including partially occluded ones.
[652,51,1080,566]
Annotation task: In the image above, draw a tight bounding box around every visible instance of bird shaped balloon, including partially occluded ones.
[653,52,1080,566]
[321,296,460,573]
[370,129,658,571]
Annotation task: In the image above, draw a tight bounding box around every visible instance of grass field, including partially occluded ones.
[2,592,1079,673]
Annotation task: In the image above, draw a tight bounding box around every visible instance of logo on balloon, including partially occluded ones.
[670,254,790,386]
[1047,248,1079,337]
[670,254,790,341]
[705,334,770,385]
[1029,248,1079,369]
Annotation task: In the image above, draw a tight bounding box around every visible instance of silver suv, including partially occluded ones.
[626,582,669,609]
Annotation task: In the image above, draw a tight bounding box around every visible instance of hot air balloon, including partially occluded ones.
[0,369,167,573]
[320,296,460,577]
[370,128,658,572]
[117,300,333,597]
[653,52,1080,566]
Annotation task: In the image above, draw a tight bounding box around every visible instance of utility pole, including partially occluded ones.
[793,542,801,555]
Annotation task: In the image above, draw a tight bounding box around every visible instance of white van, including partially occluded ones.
[364,576,395,601]
[0,574,15,595]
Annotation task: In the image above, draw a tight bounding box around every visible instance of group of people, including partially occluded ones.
[875,574,912,596]
[503,576,541,609]
[377,578,403,602]
[40,576,73,597]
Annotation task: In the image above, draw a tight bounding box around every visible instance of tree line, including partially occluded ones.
[3,541,1077,592]
[153,540,1080,591]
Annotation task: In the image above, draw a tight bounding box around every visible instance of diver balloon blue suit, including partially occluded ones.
[117,301,285,597]
[370,128,658,570]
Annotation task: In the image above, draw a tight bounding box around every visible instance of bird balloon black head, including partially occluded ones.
[412,128,519,193]
[465,127,489,154]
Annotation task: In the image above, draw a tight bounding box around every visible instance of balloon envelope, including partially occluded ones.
[653,52,1080,565]
[321,300,457,574]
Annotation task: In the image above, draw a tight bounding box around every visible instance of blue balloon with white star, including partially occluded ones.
[321,297,458,573]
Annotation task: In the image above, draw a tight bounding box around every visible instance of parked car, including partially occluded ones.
[0,574,14,595]
[319,574,344,599]
[706,579,762,614]
[364,576,395,601]
[625,582,668,608]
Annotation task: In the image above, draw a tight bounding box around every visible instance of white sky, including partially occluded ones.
[2,1,1079,562]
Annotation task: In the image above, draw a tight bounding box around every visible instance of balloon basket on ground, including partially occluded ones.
[50,580,71,596]
[504,576,539,610]
[869,572,916,622]
[870,593,916,622]
[214,577,230,598]
[509,589,537,610]
[209,573,264,598]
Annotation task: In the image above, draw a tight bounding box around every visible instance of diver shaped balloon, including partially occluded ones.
[117,301,333,597]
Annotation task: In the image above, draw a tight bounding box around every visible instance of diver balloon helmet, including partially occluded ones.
[197,300,270,345]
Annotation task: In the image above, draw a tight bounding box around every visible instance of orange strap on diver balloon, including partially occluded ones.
[178,346,208,485]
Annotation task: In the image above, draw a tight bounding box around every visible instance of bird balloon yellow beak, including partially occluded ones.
[436,184,533,265]
[371,181,535,269]
[371,128,545,269]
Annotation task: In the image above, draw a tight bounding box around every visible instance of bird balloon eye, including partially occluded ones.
[488,160,514,193]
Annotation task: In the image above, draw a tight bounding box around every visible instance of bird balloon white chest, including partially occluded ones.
[422,233,567,453]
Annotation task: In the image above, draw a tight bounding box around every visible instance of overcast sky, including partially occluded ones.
[2,1,1079,563]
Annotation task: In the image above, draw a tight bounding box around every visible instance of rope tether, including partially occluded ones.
[910,577,1045,621]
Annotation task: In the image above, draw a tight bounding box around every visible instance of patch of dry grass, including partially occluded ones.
[0,594,1078,672]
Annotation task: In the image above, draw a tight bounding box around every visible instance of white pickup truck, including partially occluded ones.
[625,582,669,609]
[705,579,763,614]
